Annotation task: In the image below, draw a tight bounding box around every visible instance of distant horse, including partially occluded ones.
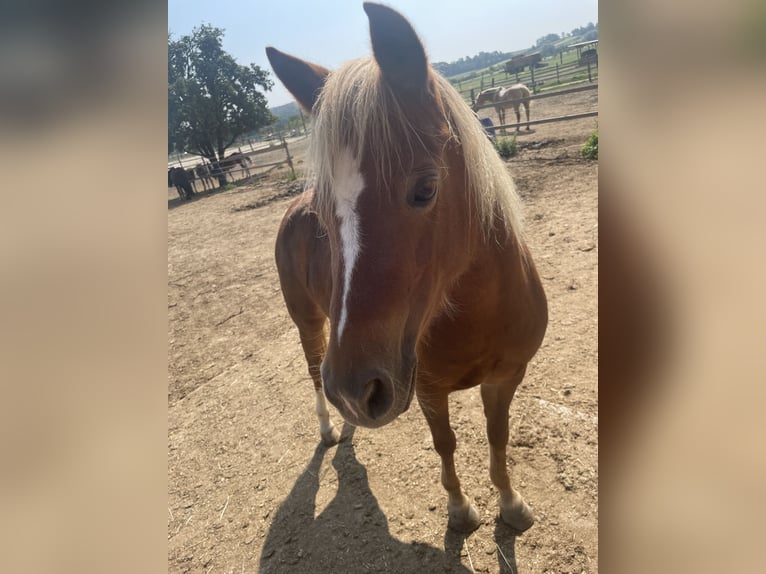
[473,84,532,131]
[504,52,542,75]
[184,167,198,193]
[168,167,195,200]
[579,48,598,66]
[194,162,216,191]
[212,152,253,182]
[267,2,547,534]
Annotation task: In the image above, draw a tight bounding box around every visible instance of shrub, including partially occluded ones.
[495,137,518,159]
[581,129,598,160]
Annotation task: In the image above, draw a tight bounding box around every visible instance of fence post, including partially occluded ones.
[556,63,560,84]
[491,77,495,87]
[587,62,592,82]
[530,65,537,93]
[283,137,296,179]
[470,88,475,107]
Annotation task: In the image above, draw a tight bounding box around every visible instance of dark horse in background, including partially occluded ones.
[194,162,216,191]
[168,167,195,200]
[210,152,253,184]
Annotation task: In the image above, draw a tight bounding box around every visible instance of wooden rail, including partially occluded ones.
[487,110,599,133]
[473,83,598,112]
[168,137,297,196]
[458,58,598,99]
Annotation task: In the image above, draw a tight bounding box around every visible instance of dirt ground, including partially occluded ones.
[168,89,598,573]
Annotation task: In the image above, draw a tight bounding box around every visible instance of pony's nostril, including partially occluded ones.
[362,377,393,420]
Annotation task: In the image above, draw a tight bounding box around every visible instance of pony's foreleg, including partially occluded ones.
[418,389,481,532]
[299,324,341,446]
[514,106,522,132]
[480,368,535,532]
[496,106,506,134]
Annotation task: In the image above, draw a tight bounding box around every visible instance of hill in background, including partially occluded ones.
[270,101,300,122]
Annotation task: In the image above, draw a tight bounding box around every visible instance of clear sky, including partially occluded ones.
[168,0,598,108]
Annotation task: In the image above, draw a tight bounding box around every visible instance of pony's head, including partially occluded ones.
[267,3,522,428]
[472,87,500,112]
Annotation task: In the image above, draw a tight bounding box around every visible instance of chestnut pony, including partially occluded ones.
[266,3,547,533]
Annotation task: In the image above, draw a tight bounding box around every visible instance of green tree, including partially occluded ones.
[540,44,557,57]
[582,29,599,42]
[168,25,273,182]
[535,33,561,47]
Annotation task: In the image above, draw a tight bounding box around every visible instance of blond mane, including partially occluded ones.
[305,56,524,242]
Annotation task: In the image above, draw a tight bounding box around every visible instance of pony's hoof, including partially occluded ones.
[448,504,481,533]
[320,425,341,447]
[500,498,535,533]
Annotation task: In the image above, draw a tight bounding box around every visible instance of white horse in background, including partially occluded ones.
[473,84,531,132]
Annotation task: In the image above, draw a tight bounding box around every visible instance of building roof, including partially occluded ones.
[567,40,599,49]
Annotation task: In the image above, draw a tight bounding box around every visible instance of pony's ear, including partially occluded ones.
[364,2,428,93]
[265,47,330,113]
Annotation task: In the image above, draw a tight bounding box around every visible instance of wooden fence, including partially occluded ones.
[168,137,297,195]
[168,72,597,200]
[477,84,598,134]
[474,83,598,133]
[459,57,598,103]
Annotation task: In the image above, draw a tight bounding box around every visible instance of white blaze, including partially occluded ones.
[333,149,364,342]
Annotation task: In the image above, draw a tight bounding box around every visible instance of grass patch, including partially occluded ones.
[495,137,518,159]
[581,129,598,160]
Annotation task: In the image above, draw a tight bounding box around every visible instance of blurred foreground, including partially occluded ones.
[0,1,765,572]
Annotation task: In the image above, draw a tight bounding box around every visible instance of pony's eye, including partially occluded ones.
[411,179,438,207]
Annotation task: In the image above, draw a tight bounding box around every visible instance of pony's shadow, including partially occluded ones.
[492,519,521,573]
[259,424,472,573]
[167,185,228,210]
[442,518,520,574]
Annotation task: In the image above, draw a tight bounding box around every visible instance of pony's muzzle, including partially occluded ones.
[361,374,394,421]
[321,366,399,428]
